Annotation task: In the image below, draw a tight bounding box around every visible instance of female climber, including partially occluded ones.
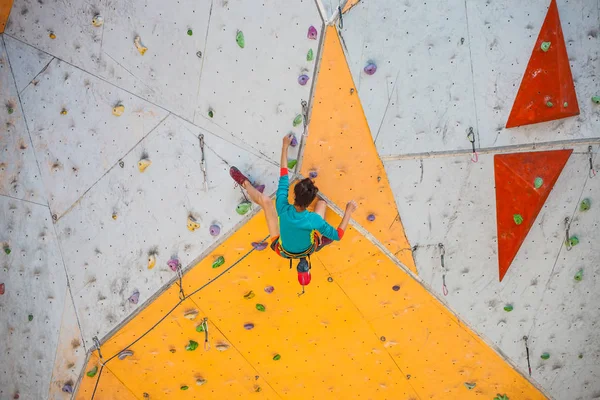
[229,134,357,290]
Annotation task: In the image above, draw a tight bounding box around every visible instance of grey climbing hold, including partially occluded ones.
[364,63,377,75]
[118,350,134,360]
[464,382,476,390]
[128,290,140,305]
[579,198,591,212]
[62,384,73,394]
[251,242,268,251]
[309,171,318,179]
[298,75,310,86]
[392,285,400,291]
[534,177,543,189]
[209,224,221,236]
[244,323,255,330]
[264,285,274,294]
[574,269,583,282]
[307,48,314,61]
[236,201,251,215]
[236,30,245,48]
[367,214,376,222]
[540,41,551,52]
[196,51,202,58]
[307,26,318,40]
[541,352,550,360]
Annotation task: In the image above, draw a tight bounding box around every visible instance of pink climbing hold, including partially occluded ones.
[251,242,268,251]
[307,26,318,40]
[290,135,298,147]
[264,285,274,294]
[209,224,221,236]
[364,63,377,75]
[128,290,140,305]
[298,75,310,86]
[367,214,376,222]
[309,171,318,179]
[0,283,4,295]
[167,258,180,272]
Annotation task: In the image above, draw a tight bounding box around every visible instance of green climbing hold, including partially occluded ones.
[293,114,303,127]
[86,366,98,378]
[578,353,583,359]
[494,394,509,400]
[256,304,266,312]
[546,101,554,107]
[273,354,281,361]
[540,41,551,52]
[464,382,476,390]
[4,247,10,255]
[563,102,568,107]
[7,108,13,114]
[592,96,600,104]
[287,159,297,169]
[574,269,583,282]
[307,48,314,61]
[212,256,225,269]
[187,29,193,36]
[541,352,550,360]
[185,340,199,351]
[236,30,245,48]
[208,109,214,118]
[236,201,251,215]
[566,236,579,247]
[180,385,189,391]
[503,305,513,312]
[580,198,591,212]
[28,314,33,321]
[534,177,543,189]
[513,214,523,225]
[195,324,205,333]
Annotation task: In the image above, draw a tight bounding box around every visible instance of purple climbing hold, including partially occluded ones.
[307,26,318,40]
[290,135,298,147]
[254,183,265,193]
[264,285,274,294]
[209,224,221,236]
[364,63,377,75]
[367,214,376,222]
[392,285,400,291]
[128,290,140,305]
[252,241,268,251]
[244,323,255,330]
[309,171,318,179]
[62,384,73,394]
[167,258,180,272]
[298,74,310,86]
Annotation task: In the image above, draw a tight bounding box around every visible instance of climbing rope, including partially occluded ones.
[467,128,478,163]
[523,336,532,376]
[337,5,344,29]
[89,236,268,399]
[176,263,186,300]
[588,146,596,178]
[564,217,572,251]
[439,243,448,296]
[198,134,208,191]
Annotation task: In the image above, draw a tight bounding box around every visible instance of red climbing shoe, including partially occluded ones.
[229,166,249,186]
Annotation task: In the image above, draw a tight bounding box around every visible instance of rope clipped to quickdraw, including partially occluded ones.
[564,217,573,251]
[337,5,344,29]
[176,262,186,300]
[467,127,478,163]
[588,146,596,178]
[198,134,208,191]
[92,336,105,366]
[200,317,210,350]
[523,336,532,376]
[301,100,309,130]
[439,243,448,296]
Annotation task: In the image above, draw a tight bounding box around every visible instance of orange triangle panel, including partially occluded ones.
[495,149,572,281]
[505,0,579,128]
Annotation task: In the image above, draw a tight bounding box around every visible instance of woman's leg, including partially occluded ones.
[242,181,280,239]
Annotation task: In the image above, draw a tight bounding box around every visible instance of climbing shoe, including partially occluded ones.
[229,166,249,186]
[297,258,311,286]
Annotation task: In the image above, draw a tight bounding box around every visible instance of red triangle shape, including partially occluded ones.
[494,149,572,281]
[505,0,579,128]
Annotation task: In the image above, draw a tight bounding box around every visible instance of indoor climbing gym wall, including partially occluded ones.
[0,0,597,399]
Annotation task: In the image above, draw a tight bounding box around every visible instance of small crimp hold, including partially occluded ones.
[540,41,551,52]
[147,254,156,270]
[86,366,98,378]
[187,215,200,231]
[579,198,591,212]
[256,304,266,312]
[243,323,254,330]
[137,159,151,172]
[236,30,245,48]
[134,36,148,55]
[112,104,125,116]
[184,309,199,320]
[118,350,134,360]
[251,242,268,251]
[503,304,513,312]
[212,256,225,269]
[244,290,255,300]
[534,177,543,189]
[128,289,140,305]
[92,15,104,27]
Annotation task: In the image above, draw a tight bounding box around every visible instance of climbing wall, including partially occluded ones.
[339,0,599,156]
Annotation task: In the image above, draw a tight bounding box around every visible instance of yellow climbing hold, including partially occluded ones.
[111,213,118,220]
[147,254,156,270]
[196,378,206,386]
[92,15,104,27]
[49,32,56,39]
[137,159,152,172]
[243,290,255,300]
[134,36,148,55]
[184,309,199,320]
[187,216,200,231]
[112,104,125,116]
[60,108,68,115]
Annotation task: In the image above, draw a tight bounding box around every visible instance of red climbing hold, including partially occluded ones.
[494,149,572,281]
[505,0,579,128]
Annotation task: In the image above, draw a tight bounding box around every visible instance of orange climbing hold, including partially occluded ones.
[495,149,572,281]
[506,0,579,128]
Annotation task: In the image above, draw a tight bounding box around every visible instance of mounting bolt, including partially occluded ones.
[119,160,124,168]
[52,214,58,221]
[196,51,202,58]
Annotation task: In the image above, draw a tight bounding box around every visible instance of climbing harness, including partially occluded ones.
[198,134,208,191]
[564,217,572,251]
[439,243,448,296]
[271,233,322,295]
[588,146,596,178]
[467,127,478,163]
[523,336,532,376]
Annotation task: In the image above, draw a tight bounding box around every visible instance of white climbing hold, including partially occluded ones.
[137,159,152,173]
[215,343,230,351]
[134,36,148,55]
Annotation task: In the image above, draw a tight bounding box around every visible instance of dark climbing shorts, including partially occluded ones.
[270,232,321,259]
